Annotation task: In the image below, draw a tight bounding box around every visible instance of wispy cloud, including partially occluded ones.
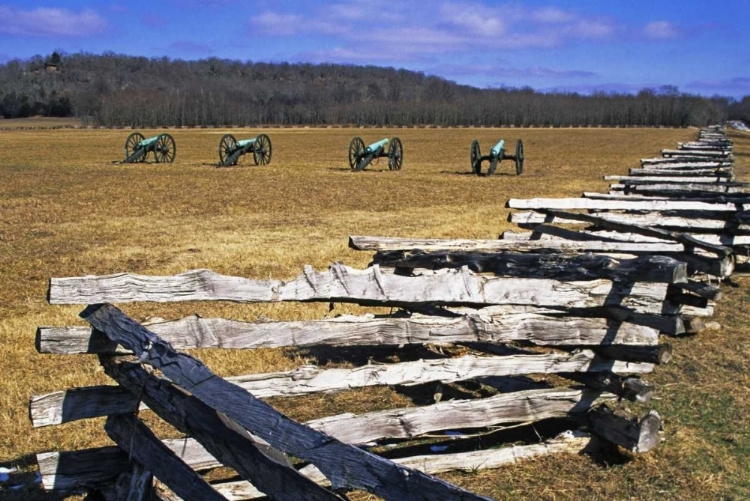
[688,77,750,93]
[169,41,215,55]
[251,1,618,59]
[0,6,108,37]
[643,21,680,39]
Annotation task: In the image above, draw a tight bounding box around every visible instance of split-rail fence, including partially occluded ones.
[32,125,740,500]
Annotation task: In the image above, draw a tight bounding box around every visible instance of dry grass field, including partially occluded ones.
[1,125,749,500]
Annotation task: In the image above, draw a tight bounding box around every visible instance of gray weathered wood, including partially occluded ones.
[611,183,747,194]
[593,343,672,365]
[629,168,733,177]
[37,448,129,492]
[306,387,614,445]
[104,413,227,501]
[51,267,671,314]
[605,175,743,184]
[40,433,594,501]
[81,304,495,501]
[507,198,747,211]
[511,210,747,241]
[560,373,653,404]
[36,313,659,356]
[587,407,662,453]
[204,432,595,500]
[31,351,653,427]
[101,357,344,501]
[662,148,730,157]
[371,251,688,283]
[641,157,732,166]
[348,236,683,253]
[502,228,750,249]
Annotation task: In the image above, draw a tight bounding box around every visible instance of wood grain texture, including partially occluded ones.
[100,357,343,501]
[104,413,227,501]
[31,351,653,427]
[35,311,660,355]
[307,387,614,444]
[370,251,688,283]
[50,266,671,314]
[349,235,684,253]
[587,407,662,453]
[507,197,747,211]
[81,304,495,501]
[611,183,747,195]
[604,175,741,184]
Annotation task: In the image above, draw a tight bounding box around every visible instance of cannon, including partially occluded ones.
[470,139,524,176]
[348,136,403,171]
[218,133,272,167]
[123,132,176,163]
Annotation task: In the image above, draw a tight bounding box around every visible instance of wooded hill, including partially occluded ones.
[0,52,741,127]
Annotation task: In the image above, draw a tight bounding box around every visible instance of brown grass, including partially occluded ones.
[1,126,749,499]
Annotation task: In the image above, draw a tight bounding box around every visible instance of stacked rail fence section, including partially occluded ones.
[33,125,741,500]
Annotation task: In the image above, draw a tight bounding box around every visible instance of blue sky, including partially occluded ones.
[1,1,749,98]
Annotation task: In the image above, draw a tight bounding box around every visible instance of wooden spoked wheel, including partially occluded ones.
[471,139,481,175]
[124,132,146,163]
[388,137,403,171]
[348,136,365,170]
[219,134,237,166]
[252,134,272,165]
[154,134,176,163]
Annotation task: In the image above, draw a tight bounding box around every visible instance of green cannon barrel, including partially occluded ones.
[139,136,160,147]
[236,138,256,148]
[365,138,389,154]
[490,140,505,158]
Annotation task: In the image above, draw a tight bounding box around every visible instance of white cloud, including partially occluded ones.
[644,21,680,39]
[0,6,107,37]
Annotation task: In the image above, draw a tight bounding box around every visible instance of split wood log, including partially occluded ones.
[306,387,614,445]
[37,447,130,492]
[671,280,722,300]
[104,414,226,501]
[370,251,688,283]
[577,306,684,336]
[628,168,733,177]
[585,192,750,205]
[592,343,672,365]
[39,432,594,501]
[605,176,744,184]
[512,210,732,257]
[586,407,662,453]
[662,149,730,157]
[50,266,671,314]
[100,357,343,501]
[510,210,750,232]
[502,228,750,249]
[612,183,747,194]
[81,304,495,501]
[641,157,732,166]
[559,373,653,404]
[506,197,747,211]
[200,432,595,501]
[348,235,683,253]
[36,312,659,356]
[31,351,653,428]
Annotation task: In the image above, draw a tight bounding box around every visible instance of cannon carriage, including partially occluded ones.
[348,137,403,171]
[471,139,524,176]
[123,132,176,163]
[218,133,272,167]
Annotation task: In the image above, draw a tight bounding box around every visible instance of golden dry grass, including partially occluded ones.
[1,125,749,500]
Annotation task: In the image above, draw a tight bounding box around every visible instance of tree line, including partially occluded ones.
[0,52,743,128]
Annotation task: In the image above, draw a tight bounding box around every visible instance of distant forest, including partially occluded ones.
[1,51,748,127]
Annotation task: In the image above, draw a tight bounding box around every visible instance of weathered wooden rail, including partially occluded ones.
[33,125,737,500]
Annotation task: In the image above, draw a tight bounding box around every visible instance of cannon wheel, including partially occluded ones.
[388,137,403,171]
[471,140,481,175]
[515,139,524,175]
[124,132,146,163]
[219,134,238,166]
[252,134,272,166]
[154,133,176,163]
[348,137,365,170]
